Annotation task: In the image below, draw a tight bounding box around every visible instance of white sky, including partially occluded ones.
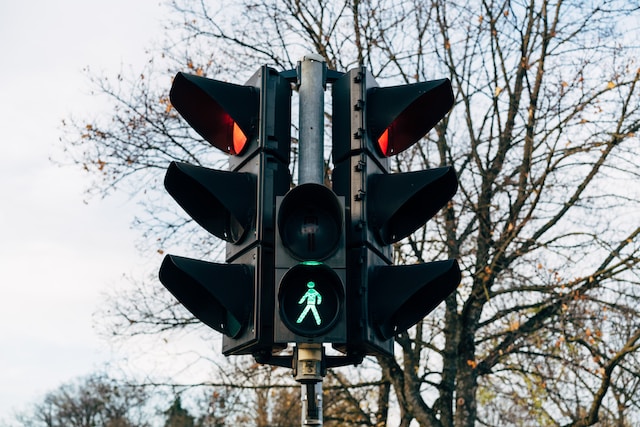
[0,0,169,421]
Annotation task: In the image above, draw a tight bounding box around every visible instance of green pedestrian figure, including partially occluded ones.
[296,281,322,325]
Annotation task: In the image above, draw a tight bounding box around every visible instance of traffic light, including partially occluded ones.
[274,183,347,344]
[332,67,461,356]
[159,66,292,356]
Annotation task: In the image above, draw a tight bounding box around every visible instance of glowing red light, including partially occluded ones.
[378,128,390,156]
[232,121,247,155]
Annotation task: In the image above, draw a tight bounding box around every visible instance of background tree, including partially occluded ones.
[13,373,151,427]
[61,0,640,425]
[164,397,194,427]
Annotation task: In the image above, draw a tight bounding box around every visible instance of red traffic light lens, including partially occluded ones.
[220,115,249,155]
[232,121,248,155]
[377,128,390,156]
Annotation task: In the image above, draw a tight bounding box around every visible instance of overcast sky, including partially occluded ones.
[0,0,170,421]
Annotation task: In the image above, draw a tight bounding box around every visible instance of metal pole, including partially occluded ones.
[297,53,326,185]
[295,343,324,426]
[301,382,323,425]
[295,53,327,426]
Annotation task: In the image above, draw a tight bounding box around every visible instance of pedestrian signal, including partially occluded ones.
[274,183,347,344]
[278,263,343,337]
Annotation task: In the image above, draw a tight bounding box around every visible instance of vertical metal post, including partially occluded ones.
[301,382,323,425]
[297,53,326,185]
[295,53,327,426]
[295,343,324,426]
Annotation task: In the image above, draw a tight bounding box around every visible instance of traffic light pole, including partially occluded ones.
[295,53,327,426]
[295,344,324,425]
[298,53,326,185]
[301,382,323,425]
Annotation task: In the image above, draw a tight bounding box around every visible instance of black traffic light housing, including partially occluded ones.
[159,61,461,363]
[159,66,292,356]
[274,183,347,344]
[332,67,461,356]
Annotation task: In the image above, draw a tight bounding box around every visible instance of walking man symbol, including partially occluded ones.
[296,281,322,325]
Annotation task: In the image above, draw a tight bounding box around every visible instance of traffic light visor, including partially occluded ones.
[159,255,253,338]
[164,161,256,244]
[370,259,461,339]
[367,78,454,156]
[368,167,458,244]
[170,72,258,155]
